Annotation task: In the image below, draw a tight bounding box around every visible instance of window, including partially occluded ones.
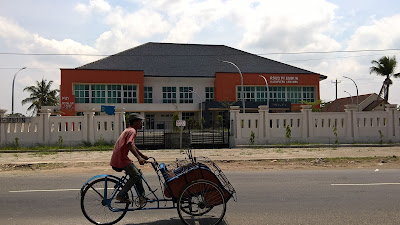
[163,87,176,103]
[287,87,302,104]
[74,84,89,103]
[91,85,106,103]
[123,85,137,103]
[205,87,214,101]
[237,86,267,102]
[182,112,194,121]
[302,87,315,102]
[256,86,268,101]
[179,87,193,103]
[107,85,121,103]
[269,86,286,101]
[144,87,153,103]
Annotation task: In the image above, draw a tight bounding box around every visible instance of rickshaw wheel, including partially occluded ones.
[81,177,128,225]
[177,179,226,225]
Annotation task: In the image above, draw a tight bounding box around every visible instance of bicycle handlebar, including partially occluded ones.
[147,157,158,171]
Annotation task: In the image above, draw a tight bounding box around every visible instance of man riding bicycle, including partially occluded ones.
[110,113,149,204]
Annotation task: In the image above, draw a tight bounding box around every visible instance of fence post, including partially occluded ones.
[344,104,357,142]
[114,108,125,140]
[258,105,269,141]
[386,104,397,140]
[38,109,51,144]
[0,109,6,145]
[229,106,240,147]
[301,105,312,139]
[84,109,95,144]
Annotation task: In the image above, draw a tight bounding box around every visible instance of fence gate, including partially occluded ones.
[135,121,230,150]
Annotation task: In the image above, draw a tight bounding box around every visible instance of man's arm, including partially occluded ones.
[128,143,148,165]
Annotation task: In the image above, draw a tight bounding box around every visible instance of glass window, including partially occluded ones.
[205,87,214,101]
[162,87,177,103]
[303,87,315,102]
[269,86,286,102]
[123,85,137,103]
[144,87,153,103]
[74,84,89,103]
[182,112,195,121]
[179,87,193,103]
[287,87,302,104]
[107,85,121,103]
[91,84,106,103]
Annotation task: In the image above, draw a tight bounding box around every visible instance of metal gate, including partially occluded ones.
[135,121,230,149]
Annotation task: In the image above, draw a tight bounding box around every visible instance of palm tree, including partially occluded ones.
[370,56,398,102]
[22,79,59,115]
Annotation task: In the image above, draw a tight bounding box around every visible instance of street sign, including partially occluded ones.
[176,120,186,127]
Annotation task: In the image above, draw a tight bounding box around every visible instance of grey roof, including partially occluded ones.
[77,42,327,80]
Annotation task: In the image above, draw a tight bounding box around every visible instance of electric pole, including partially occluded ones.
[331,79,341,112]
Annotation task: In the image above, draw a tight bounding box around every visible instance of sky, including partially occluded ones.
[0,0,400,115]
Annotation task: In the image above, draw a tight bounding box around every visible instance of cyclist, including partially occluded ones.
[110,113,149,204]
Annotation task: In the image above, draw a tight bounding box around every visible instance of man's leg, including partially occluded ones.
[117,163,142,199]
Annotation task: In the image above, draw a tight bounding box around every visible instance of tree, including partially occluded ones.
[22,79,59,115]
[301,99,323,112]
[370,56,398,102]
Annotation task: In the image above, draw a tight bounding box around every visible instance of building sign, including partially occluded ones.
[101,105,115,115]
[269,101,291,109]
[61,95,75,116]
[270,76,299,84]
[176,120,186,127]
[0,117,31,123]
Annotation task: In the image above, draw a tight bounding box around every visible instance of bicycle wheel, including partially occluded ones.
[177,179,226,225]
[81,177,129,225]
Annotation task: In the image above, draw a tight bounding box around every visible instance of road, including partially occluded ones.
[1,169,400,225]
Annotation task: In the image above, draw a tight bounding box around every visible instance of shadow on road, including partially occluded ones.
[124,218,228,225]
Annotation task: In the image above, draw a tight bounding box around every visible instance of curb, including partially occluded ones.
[1,144,400,153]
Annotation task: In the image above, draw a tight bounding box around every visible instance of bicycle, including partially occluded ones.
[80,150,236,225]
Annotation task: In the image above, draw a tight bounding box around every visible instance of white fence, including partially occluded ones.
[0,109,125,147]
[1,104,399,147]
[230,104,400,145]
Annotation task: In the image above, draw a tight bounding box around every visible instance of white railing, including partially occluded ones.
[230,104,400,145]
[0,109,125,147]
[0,104,399,147]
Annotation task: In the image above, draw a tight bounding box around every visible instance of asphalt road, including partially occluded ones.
[1,169,400,225]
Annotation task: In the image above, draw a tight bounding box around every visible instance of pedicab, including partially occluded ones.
[80,149,237,225]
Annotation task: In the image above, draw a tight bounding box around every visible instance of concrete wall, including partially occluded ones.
[0,109,125,147]
[1,104,399,147]
[230,104,400,145]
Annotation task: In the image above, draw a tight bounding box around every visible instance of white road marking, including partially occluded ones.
[331,183,400,186]
[9,187,116,193]
[9,188,81,193]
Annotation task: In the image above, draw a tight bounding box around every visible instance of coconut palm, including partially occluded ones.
[21,79,59,115]
[370,56,398,102]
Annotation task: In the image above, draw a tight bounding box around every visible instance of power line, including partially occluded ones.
[0,48,399,57]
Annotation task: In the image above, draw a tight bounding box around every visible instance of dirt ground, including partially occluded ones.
[1,146,400,174]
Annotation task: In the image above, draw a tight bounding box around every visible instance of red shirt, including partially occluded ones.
[110,127,137,168]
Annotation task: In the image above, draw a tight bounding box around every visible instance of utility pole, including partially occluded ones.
[331,79,341,112]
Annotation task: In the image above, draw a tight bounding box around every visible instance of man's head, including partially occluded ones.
[129,113,144,129]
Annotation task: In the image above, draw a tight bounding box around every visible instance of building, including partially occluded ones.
[60,42,327,128]
[322,93,388,112]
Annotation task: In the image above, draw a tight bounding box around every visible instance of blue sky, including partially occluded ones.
[0,0,399,115]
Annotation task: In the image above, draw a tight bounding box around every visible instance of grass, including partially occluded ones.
[0,141,115,152]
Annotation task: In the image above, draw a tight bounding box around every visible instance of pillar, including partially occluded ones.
[344,104,357,141]
[301,105,312,138]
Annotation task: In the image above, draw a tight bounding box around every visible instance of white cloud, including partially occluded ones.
[75,0,111,14]
[346,15,400,50]
[235,0,341,53]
